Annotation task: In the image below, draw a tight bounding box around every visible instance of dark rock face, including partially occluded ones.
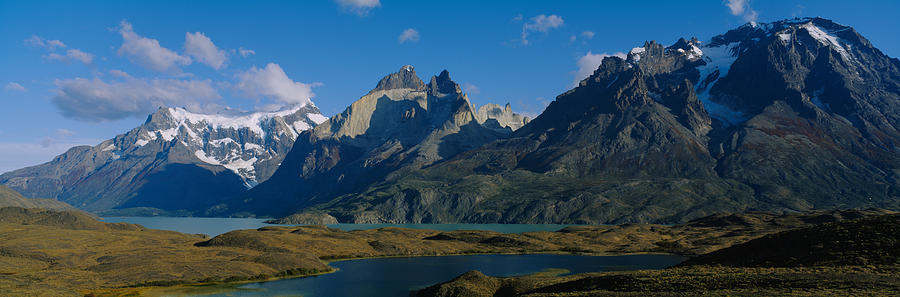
[0,106,326,214]
[243,17,900,224]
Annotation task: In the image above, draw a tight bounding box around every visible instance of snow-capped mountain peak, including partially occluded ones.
[126,105,326,186]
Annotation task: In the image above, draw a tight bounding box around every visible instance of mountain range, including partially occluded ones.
[0,105,325,215]
[3,17,899,223]
[252,17,900,224]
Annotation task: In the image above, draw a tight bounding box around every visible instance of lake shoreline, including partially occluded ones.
[131,251,683,297]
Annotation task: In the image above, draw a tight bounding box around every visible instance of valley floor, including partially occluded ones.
[0,207,895,296]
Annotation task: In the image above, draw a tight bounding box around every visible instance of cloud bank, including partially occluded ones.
[52,77,219,121]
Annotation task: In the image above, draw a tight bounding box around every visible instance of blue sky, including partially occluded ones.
[1,0,899,173]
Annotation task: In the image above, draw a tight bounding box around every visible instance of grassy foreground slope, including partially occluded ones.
[0,207,893,296]
[0,185,79,212]
[415,214,900,297]
[0,207,329,296]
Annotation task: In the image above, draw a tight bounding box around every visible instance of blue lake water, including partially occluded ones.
[100,216,574,237]
[201,254,685,297]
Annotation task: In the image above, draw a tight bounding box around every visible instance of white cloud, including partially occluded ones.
[55,129,74,136]
[236,63,317,106]
[239,47,255,57]
[51,76,219,121]
[724,0,758,23]
[581,31,595,39]
[109,69,131,78]
[521,14,564,45]
[512,14,523,22]
[335,0,380,16]
[116,20,192,72]
[24,35,66,49]
[462,82,480,95]
[573,51,626,86]
[4,82,26,92]
[743,9,759,23]
[66,49,94,64]
[185,32,227,70]
[45,49,94,64]
[47,40,66,49]
[724,0,746,15]
[398,28,420,44]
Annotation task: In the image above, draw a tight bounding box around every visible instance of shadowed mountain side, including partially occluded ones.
[116,163,247,212]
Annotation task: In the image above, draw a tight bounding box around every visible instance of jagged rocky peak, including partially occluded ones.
[373,64,427,92]
[428,69,462,95]
[475,103,530,132]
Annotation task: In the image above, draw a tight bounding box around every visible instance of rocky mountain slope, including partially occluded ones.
[0,105,325,215]
[212,66,528,218]
[254,17,900,223]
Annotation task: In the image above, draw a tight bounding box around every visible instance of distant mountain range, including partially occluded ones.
[0,105,325,215]
[4,17,899,223]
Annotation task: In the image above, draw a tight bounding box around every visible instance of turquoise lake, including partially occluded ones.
[100,216,574,237]
[98,217,685,297]
[206,254,685,297]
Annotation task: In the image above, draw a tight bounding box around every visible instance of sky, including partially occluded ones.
[1,0,899,173]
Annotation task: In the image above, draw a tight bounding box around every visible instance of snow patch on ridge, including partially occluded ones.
[778,33,792,43]
[630,47,645,62]
[308,113,328,124]
[194,150,221,165]
[799,23,851,61]
[168,106,307,138]
[694,42,748,125]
